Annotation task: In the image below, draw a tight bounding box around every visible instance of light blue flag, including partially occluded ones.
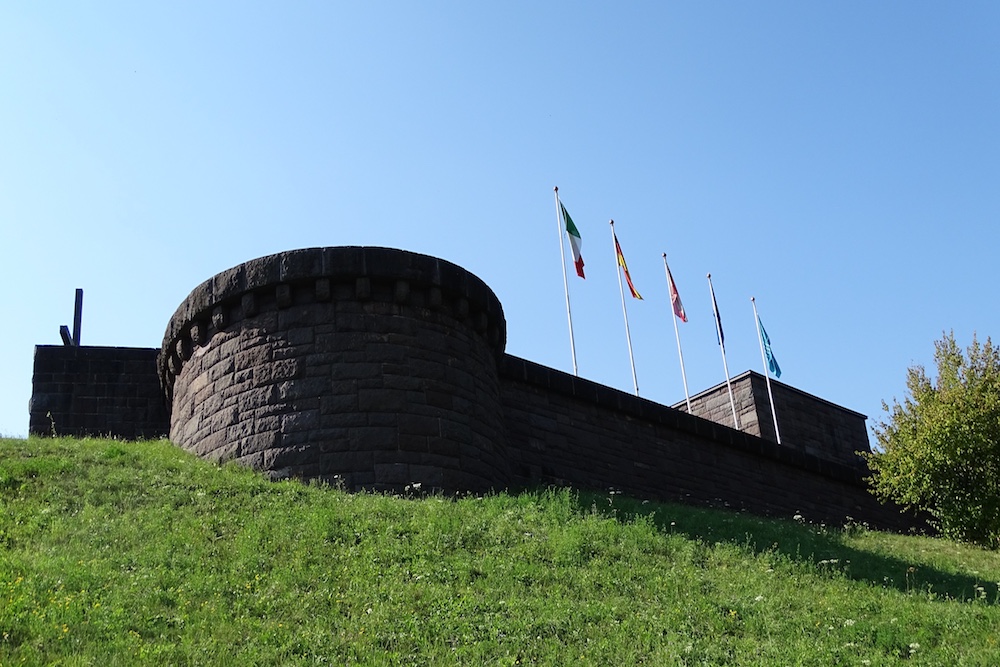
[757,316,781,378]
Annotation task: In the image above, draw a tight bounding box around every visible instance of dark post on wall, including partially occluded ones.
[59,288,84,347]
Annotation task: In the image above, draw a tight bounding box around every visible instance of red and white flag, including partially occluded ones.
[664,259,687,322]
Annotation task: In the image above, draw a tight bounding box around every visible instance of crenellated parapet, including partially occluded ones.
[158,247,509,492]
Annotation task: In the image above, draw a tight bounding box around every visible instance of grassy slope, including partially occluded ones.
[1,437,999,666]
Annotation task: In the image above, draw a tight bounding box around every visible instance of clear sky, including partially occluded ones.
[2,3,999,442]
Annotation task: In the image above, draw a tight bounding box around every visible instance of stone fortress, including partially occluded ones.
[29,247,911,529]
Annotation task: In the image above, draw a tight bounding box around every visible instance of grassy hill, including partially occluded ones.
[2,437,999,665]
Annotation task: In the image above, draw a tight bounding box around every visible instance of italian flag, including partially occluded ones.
[560,202,585,278]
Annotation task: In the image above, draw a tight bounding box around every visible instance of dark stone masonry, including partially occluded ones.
[159,247,509,493]
[674,370,871,467]
[30,246,914,530]
[29,346,168,440]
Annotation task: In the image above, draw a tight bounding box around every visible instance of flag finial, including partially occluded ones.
[554,186,558,193]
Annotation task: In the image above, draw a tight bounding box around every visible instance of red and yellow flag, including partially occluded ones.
[614,231,642,300]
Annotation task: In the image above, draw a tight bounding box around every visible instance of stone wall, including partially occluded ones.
[499,356,907,530]
[29,346,168,439]
[27,246,913,531]
[159,247,509,493]
[676,371,870,467]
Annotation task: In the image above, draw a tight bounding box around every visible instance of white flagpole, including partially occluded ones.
[663,253,691,412]
[611,220,639,396]
[752,297,782,444]
[707,273,740,429]
[553,187,578,376]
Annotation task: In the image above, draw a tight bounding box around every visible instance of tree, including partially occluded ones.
[865,332,1000,548]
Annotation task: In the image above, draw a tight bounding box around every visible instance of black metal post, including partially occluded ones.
[72,288,83,347]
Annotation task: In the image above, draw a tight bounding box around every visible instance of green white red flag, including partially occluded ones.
[554,187,580,376]
[560,202,585,278]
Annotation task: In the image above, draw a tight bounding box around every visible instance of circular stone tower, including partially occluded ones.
[158,247,509,493]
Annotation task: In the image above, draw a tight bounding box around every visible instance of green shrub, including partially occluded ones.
[866,332,1000,548]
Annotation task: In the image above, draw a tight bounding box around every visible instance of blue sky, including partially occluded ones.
[2,3,998,442]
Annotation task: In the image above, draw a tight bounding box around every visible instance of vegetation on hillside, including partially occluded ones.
[2,436,1000,665]
[866,332,1000,548]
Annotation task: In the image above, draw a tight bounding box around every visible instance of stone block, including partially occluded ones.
[212,306,227,330]
[315,278,331,301]
[355,277,371,300]
[428,286,443,309]
[276,284,293,308]
[255,358,303,385]
[428,437,461,458]
[212,265,246,302]
[244,253,281,287]
[252,410,279,430]
[310,428,350,446]
[281,411,319,434]
[242,430,280,455]
[455,297,469,318]
[277,377,330,401]
[418,389,450,410]
[237,385,278,413]
[398,414,440,437]
[374,463,410,486]
[176,337,192,361]
[330,362,382,381]
[280,248,323,282]
[241,292,258,317]
[358,389,406,412]
[408,464,445,487]
[394,279,410,304]
[226,419,256,442]
[351,426,397,450]
[207,406,238,433]
[398,433,428,453]
[231,367,253,386]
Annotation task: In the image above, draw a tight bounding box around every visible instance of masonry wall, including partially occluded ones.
[160,247,509,493]
[678,371,871,467]
[29,346,169,439]
[27,246,914,532]
[498,356,911,531]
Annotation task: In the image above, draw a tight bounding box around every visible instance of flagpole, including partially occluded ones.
[663,253,691,412]
[707,273,740,429]
[752,297,782,444]
[553,187,578,376]
[611,220,639,396]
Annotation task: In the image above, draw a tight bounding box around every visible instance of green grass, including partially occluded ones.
[2,436,1000,665]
